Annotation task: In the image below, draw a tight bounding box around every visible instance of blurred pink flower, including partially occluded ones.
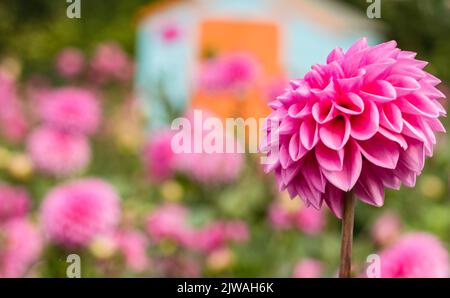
[0,185,30,223]
[114,229,150,273]
[371,211,402,246]
[37,87,101,135]
[41,178,121,247]
[293,259,324,278]
[158,21,182,43]
[295,205,326,235]
[192,220,249,253]
[262,38,447,218]
[90,42,133,83]
[0,70,28,142]
[0,219,43,278]
[55,47,85,78]
[143,130,176,182]
[174,110,244,184]
[145,203,192,247]
[198,52,258,92]
[27,126,91,177]
[375,232,449,278]
[268,200,325,234]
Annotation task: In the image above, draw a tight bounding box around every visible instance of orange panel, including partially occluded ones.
[191,19,282,121]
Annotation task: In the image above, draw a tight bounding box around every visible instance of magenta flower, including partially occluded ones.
[143,130,176,182]
[262,38,446,218]
[0,219,43,278]
[198,52,258,92]
[55,47,85,78]
[0,70,28,142]
[27,126,91,177]
[145,203,193,247]
[373,233,449,278]
[40,178,121,247]
[293,259,324,278]
[114,229,150,273]
[90,42,133,83]
[370,211,402,246]
[0,185,30,223]
[37,87,101,135]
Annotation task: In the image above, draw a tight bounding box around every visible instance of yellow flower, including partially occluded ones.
[7,153,33,180]
[161,180,184,202]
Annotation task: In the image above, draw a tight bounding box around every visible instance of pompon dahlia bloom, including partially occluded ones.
[27,126,91,177]
[90,42,133,82]
[37,87,101,135]
[55,47,85,78]
[371,211,402,246]
[372,233,449,278]
[262,38,446,218]
[0,185,30,223]
[198,52,258,92]
[145,203,193,246]
[143,130,176,182]
[0,219,43,278]
[40,179,121,247]
[114,229,150,273]
[293,259,324,278]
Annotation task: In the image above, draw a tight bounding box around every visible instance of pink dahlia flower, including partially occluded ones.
[374,232,449,278]
[173,110,244,184]
[198,52,258,92]
[90,42,133,83]
[262,38,446,218]
[0,70,28,142]
[145,203,193,247]
[268,200,325,235]
[55,47,85,78]
[371,211,402,246]
[0,185,30,223]
[41,178,121,247]
[37,87,101,135]
[293,259,324,278]
[192,220,249,253]
[114,229,150,273]
[143,130,176,182]
[27,126,91,177]
[0,219,43,278]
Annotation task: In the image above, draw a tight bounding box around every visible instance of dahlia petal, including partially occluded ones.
[312,100,337,124]
[319,116,351,150]
[323,183,344,219]
[322,140,362,191]
[380,103,403,133]
[366,40,397,63]
[350,100,379,140]
[279,143,293,169]
[397,93,440,118]
[402,116,428,144]
[315,142,344,172]
[327,47,344,64]
[304,69,325,88]
[345,37,368,56]
[300,117,319,150]
[357,133,400,169]
[289,133,308,161]
[294,175,322,209]
[397,51,416,59]
[386,75,420,96]
[378,127,408,149]
[354,164,385,207]
[336,69,365,93]
[279,117,298,135]
[391,65,425,80]
[393,161,417,187]
[335,92,364,115]
[425,117,446,133]
[303,156,326,193]
[281,162,302,186]
[311,80,336,101]
[401,138,425,173]
[373,166,402,190]
[420,82,446,99]
[288,101,311,119]
[360,80,397,102]
[268,100,283,109]
[362,59,396,83]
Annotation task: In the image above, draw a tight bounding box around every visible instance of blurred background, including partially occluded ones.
[0,0,448,277]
